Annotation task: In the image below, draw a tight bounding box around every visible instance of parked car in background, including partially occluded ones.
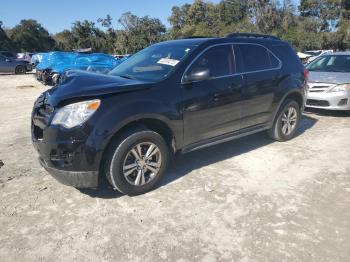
[31,53,45,68]
[35,52,122,86]
[0,54,32,74]
[32,33,306,195]
[306,52,350,111]
[305,49,333,64]
[297,52,312,65]
[0,51,17,59]
[17,52,34,63]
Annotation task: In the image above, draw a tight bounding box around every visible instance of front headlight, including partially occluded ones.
[328,84,350,92]
[51,99,100,128]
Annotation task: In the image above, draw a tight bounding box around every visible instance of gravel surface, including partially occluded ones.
[0,74,350,262]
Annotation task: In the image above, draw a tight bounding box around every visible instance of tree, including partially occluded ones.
[54,20,112,53]
[299,0,342,31]
[9,19,55,52]
[115,12,166,54]
[0,21,13,51]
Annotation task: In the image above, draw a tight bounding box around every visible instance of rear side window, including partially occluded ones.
[237,44,279,72]
[188,45,234,78]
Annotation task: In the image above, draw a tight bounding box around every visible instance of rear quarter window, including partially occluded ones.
[270,43,303,72]
[236,44,280,72]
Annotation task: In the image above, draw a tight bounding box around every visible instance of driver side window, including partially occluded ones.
[189,45,234,78]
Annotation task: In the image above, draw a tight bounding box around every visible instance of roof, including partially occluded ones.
[156,35,284,48]
[155,38,215,47]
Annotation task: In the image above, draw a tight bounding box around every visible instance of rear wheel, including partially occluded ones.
[269,99,301,141]
[104,128,170,195]
[15,65,26,74]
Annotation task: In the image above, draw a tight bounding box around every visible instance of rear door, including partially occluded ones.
[234,44,281,129]
[182,44,244,145]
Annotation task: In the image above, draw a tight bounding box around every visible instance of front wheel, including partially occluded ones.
[269,99,301,142]
[104,128,170,195]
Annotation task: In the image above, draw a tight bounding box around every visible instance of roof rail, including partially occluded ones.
[182,36,212,39]
[226,33,280,40]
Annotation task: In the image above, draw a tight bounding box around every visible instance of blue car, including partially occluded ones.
[36,52,123,86]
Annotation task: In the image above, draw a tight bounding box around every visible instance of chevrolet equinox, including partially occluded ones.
[32,33,307,195]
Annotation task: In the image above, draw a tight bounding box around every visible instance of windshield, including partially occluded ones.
[306,55,350,72]
[109,43,195,81]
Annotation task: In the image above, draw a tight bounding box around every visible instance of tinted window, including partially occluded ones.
[239,44,275,72]
[269,53,280,68]
[307,55,350,72]
[188,45,234,78]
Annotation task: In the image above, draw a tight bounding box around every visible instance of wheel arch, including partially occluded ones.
[98,116,178,177]
[271,89,304,126]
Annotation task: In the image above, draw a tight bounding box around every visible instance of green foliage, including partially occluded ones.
[0,21,13,51]
[115,12,166,54]
[9,19,55,52]
[1,1,349,53]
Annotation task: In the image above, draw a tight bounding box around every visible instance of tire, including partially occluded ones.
[269,99,301,142]
[104,128,170,195]
[15,65,26,75]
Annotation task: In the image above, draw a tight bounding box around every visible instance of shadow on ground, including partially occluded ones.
[304,107,350,117]
[80,114,318,199]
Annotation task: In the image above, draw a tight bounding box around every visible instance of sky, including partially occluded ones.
[0,0,301,34]
[0,0,221,33]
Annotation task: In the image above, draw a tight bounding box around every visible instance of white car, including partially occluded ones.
[305,50,333,64]
[306,52,350,111]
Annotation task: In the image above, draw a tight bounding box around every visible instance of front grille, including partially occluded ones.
[38,105,54,118]
[32,92,54,139]
[33,124,43,140]
[306,99,330,107]
[307,82,334,93]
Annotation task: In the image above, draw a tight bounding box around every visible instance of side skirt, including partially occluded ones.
[181,124,269,154]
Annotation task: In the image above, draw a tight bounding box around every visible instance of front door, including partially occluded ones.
[182,44,244,145]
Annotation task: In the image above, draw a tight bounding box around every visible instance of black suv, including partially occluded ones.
[32,33,307,195]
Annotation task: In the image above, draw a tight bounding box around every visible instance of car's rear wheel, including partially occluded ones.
[269,99,301,142]
[15,65,26,74]
[104,128,170,195]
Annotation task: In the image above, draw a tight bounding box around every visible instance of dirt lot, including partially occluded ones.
[0,74,349,262]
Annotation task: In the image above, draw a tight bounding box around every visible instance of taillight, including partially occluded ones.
[304,69,309,81]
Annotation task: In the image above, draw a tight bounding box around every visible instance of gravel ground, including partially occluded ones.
[0,74,350,262]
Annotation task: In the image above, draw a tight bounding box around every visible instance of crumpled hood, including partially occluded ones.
[47,70,152,106]
[309,71,350,84]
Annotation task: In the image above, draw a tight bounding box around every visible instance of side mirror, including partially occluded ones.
[183,68,210,84]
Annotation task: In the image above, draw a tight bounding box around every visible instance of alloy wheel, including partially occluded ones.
[281,107,298,136]
[122,142,162,186]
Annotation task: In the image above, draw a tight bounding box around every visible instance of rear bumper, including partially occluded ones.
[306,91,350,110]
[39,157,98,188]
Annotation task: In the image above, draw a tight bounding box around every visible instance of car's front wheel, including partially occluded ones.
[104,128,170,195]
[269,99,301,142]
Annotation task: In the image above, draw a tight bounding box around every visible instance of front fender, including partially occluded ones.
[85,94,183,165]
